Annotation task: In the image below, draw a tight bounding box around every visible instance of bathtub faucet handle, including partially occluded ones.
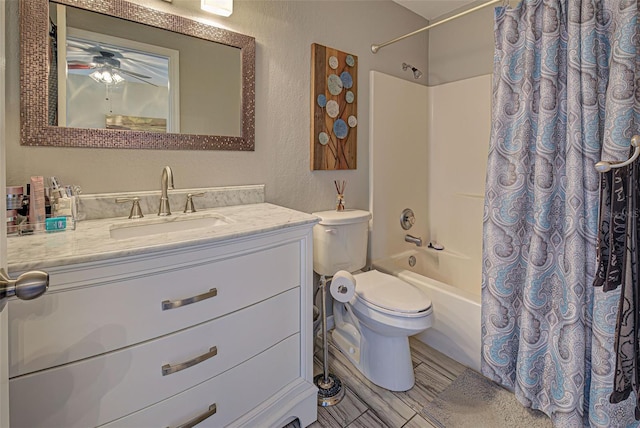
[404,234,423,247]
[400,208,416,230]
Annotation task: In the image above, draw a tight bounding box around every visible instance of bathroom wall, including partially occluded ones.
[427,4,495,85]
[5,0,429,215]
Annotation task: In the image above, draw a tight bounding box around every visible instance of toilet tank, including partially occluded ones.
[312,210,372,276]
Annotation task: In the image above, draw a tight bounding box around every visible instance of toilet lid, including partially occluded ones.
[352,270,432,314]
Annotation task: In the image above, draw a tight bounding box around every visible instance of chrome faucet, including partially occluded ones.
[404,234,422,247]
[158,166,174,216]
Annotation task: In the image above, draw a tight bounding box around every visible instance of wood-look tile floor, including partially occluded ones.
[298,336,468,428]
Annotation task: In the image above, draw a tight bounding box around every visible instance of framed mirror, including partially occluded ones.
[20,0,255,150]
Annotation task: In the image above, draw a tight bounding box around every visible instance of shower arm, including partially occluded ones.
[595,135,640,173]
[371,0,503,54]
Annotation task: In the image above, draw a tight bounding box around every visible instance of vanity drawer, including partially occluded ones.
[103,334,300,428]
[9,240,301,377]
[9,289,300,428]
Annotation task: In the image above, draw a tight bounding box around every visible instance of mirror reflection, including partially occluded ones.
[20,0,255,151]
[50,2,242,136]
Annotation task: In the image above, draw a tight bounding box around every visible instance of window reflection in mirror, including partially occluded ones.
[49,2,242,137]
[64,30,177,132]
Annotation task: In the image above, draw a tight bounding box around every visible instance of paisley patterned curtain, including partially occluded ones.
[482,1,640,426]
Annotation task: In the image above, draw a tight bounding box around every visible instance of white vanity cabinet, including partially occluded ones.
[7,224,317,428]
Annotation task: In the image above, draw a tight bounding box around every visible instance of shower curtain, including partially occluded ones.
[482,1,639,427]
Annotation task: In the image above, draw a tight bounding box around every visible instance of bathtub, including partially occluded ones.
[374,248,481,371]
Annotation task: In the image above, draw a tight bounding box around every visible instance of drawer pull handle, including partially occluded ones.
[162,288,217,310]
[162,346,218,376]
[172,403,217,428]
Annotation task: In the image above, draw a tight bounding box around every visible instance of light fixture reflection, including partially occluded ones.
[201,0,233,17]
[90,68,125,85]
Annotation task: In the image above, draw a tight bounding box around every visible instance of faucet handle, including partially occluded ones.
[116,197,144,219]
[184,193,205,214]
[400,208,415,230]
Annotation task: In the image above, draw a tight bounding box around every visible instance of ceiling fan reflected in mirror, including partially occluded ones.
[66,37,169,87]
[68,49,151,86]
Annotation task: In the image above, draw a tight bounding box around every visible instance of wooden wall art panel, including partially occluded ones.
[311,43,358,170]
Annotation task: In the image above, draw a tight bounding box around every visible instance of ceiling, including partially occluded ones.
[392,0,478,20]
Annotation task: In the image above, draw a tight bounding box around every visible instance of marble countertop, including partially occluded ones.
[8,203,319,272]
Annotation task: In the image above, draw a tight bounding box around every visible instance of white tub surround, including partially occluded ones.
[426,75,491,291]
[7,194,318,428]
[369,71,428,262]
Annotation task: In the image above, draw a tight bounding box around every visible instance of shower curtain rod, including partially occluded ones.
[371,0,503,53]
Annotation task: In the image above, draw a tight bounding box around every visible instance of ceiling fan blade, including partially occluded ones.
[118,69,151,79]
[119,69,159,87]
[85,46,124,58]
[66,40,119,55]
[67,61,94,69]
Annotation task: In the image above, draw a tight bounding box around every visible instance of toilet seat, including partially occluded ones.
[352,270,432,317]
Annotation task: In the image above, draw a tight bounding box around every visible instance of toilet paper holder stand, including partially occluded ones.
[314,274,346,407]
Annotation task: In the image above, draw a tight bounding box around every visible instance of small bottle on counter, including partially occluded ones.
[44,187,52,218]
[17,184,29,219]
[6,186,23,235]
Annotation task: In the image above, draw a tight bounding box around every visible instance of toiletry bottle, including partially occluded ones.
[6,186,23,235]
[44,188,52,218]
[29,176,46,230]
[18,184,30,219]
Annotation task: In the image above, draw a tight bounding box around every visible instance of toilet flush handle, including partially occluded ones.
[325,228,337,234]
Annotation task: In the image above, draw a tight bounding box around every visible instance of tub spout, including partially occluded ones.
[404,234,422,247]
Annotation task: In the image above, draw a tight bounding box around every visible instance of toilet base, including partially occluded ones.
[332,321,415,392]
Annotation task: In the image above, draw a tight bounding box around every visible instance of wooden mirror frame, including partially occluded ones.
[20,0,255,150]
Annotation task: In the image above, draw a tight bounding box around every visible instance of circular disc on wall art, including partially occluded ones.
[326,100,340,118]
[327,74,343,95]
[348,115,357,128]
[317,94,327,108]
[319,132,329,145]
[329,56,339,69]
[345,91,355,103]
[346,55,355,67]
[340,71,353,89]
[333,119,348,139]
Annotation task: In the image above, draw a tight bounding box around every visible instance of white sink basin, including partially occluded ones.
[109,213,231,240]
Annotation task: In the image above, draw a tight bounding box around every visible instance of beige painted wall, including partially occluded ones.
[427,4,495,85]
[6,0,428,214]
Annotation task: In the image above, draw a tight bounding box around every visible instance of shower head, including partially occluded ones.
[402,62,423,79]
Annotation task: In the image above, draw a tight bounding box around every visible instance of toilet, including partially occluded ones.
[312,209,433,392]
